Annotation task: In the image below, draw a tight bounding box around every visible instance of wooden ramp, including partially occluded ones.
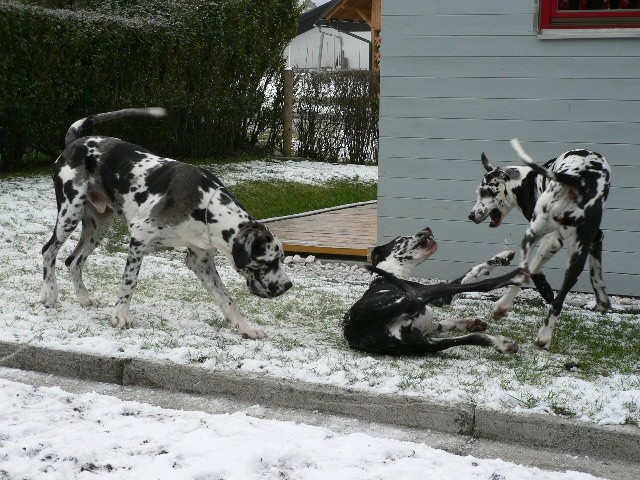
[263,201,377,260]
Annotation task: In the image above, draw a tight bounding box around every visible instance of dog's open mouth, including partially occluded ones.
[419,235,438,252]
[489,209,503,228]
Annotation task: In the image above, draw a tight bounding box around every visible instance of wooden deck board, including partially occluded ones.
[264,202,377,259]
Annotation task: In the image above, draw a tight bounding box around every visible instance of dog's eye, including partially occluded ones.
[479,187,497,198]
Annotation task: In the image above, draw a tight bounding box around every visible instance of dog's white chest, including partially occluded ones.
[388,306,434,339]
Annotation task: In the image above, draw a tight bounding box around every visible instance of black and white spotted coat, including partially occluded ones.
[469,143,611,349]
[343,228,526,355]
[41,109,291,338]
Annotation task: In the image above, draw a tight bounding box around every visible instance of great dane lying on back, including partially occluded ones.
[343,227,528,355]
[469,139,611,349]
[41,108,292,338]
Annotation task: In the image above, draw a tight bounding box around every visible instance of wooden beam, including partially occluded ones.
[282,243,369,258]
[355,8,371,25]
[371,0,381,72]
[372,0,381,30]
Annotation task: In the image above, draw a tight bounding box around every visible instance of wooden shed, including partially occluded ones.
[323,0,382,70]
[378,0,640,296]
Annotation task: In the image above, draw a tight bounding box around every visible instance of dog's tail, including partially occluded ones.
[65,107,167,146]
[510,138,584,190]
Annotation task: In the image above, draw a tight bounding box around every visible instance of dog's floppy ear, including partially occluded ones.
[370,246,384,267]
[370,237,398,267]
[232,224,274,269]
[249,228,273,258]
[232,225,255,270]
[232,236,252,270]
[481,153,496,172]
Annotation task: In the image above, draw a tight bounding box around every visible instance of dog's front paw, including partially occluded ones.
[493,336,518,354]
[493,284,520,319]
[492,304,510,319]
[111,306,133,329]
[535,325,553,350]
[466,318,488,332]
[239,324,265,340]
[597,297,611,314]
[40,283,58,307]
[492,250,516,266]
[77,292,98,308]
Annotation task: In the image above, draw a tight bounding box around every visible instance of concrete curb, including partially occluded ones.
[1,340,638,464]
[0,341,128,385]
[475,406,640,465]
[124,358,474,436]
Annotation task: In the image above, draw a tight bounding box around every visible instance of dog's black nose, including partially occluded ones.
[468,212,476,221]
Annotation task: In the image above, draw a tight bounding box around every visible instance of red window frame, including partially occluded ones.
[539,0,640,30]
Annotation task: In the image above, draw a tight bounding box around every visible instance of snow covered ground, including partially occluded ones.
[0,159,639,434]
[0,374,604,480]
[204,158,378,186]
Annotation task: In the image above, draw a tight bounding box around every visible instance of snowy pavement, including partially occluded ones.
[0,368,617,480]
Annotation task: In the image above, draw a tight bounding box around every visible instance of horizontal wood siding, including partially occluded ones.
[379,0,640,296]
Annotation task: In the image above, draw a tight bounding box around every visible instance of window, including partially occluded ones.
[539,0,640,32]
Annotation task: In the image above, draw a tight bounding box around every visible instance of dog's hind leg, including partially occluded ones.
[588,229,611,313]
[424,333,518,354]
[41,166,88,307]
[111,232,152,328]
[535,238,590,350]
[65,206,114,307]
[433,317,488,333]
[380,326,517,355]
[185,248,265,339]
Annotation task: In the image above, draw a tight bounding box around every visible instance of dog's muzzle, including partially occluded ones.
[246,274,292,299]
[468,210,485,224]
[415,227,438,253]
[469,208,503,228]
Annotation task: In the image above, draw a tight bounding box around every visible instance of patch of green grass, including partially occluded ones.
[104,217,130,254]
[446,296,640,383]
[229,179,376,220]
[552,310,640,377]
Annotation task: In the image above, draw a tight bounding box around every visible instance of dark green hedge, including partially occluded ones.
[0,0,300,170]
[295,70,379,165]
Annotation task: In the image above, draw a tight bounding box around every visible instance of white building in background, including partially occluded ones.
[287,1,370,70]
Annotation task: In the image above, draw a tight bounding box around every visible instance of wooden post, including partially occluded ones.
[283,68,293,157]
[371,0,382,72]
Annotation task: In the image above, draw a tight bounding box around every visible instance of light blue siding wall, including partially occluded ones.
[378,0,640,296]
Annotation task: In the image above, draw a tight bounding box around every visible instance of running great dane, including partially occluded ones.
[469,139,611,349]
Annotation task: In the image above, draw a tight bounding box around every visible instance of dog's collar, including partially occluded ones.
[204,191,217,248]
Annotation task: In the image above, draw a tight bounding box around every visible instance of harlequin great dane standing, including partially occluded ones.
[41,108,292,338]
[468,139,611,349]
[343,227,528,355]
